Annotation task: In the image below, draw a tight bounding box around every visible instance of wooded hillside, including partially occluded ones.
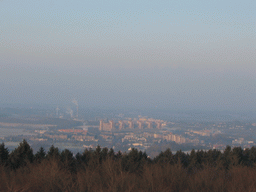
[1,140,256,191]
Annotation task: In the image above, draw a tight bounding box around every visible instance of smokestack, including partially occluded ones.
[72,99,79,119]
[56,107,59,117]
[66,108,73,118]
[77,105,78,119]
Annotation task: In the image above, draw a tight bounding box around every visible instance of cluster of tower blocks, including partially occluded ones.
[99,120,162,131]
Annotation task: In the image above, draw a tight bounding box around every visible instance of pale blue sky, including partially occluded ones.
[0,0,255,111]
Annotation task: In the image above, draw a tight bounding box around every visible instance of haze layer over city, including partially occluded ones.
[0,0,255,154]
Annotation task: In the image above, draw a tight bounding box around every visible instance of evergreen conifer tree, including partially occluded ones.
[35,147,46,163]
[0,142,9,166]
[9,139,34,169]
[47,145,60,160]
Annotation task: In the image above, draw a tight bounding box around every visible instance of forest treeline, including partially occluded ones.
[1,140,256,191]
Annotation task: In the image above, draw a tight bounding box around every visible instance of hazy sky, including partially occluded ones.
[0,0,255,111]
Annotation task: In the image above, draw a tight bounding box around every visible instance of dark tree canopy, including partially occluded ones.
[9,139,34,169]
[0,143,9,166]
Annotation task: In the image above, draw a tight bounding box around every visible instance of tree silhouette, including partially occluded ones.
[108,148,115,159]
[9,139,33,169]
[35,147,46,163]
[0,142,9,166]
[121,148,148,173]
[222,145,232,169]
[47,145,60,160]
[154,148,173,164]
[61,149,76,172]
[231,147,243,166]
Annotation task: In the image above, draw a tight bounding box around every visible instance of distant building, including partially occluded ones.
[99,120,114,131]
[137,121,143,129]
[119,121,124,130]
[128,121,134,129]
